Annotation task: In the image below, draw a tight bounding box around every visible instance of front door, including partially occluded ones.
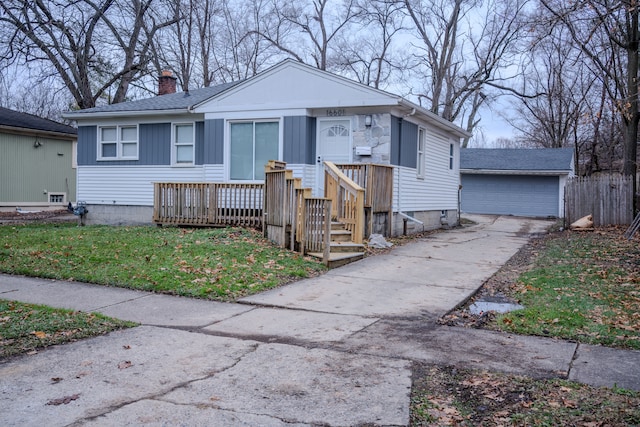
[316,119,352,196]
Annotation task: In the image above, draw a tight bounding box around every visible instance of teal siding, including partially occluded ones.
[0,132,76,203]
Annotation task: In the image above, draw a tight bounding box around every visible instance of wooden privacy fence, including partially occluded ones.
[153,182,263,227]
[565,174,634,226]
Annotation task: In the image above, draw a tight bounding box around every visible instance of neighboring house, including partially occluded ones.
[0,107,77,211]
[460,148,575,218]
[63,60,470,234]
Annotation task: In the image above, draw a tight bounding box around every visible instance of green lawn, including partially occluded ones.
[495,230,640,349]
[0,299,135,359]
[0,223,326,300]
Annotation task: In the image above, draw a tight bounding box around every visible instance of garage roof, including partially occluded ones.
[0,106,77,137]
[460,148,574,173]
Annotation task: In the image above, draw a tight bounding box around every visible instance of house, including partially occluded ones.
[63,60,470,235]
[460,148,575,218]
[0,107,77,211]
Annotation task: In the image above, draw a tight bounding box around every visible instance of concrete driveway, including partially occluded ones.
[238,214,552,320]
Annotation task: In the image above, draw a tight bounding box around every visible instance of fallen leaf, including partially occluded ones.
[118,361,132,370]
[46,394,80,405]
[32,331,47,339]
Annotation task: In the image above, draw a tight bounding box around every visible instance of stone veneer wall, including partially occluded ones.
[351,113,391,164]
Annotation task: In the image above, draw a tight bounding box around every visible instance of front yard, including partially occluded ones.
[0,223,325,300]
[1,221,639,425]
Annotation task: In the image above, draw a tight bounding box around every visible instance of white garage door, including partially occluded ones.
[461,174,560,217]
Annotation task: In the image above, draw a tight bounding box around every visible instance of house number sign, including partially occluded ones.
[326,108,346,117]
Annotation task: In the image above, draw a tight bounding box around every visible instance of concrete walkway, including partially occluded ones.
[1,215,639,426]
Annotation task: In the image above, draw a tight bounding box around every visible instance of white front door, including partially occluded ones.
[316,119,352,196]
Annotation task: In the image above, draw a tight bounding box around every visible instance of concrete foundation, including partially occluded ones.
[391,209,458,236]
[82,204,154,226]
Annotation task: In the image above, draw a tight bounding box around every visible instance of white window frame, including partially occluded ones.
[172,122,196,166]
[227,119,281,181]
[97,125,138,161]
[417,127,426,179]
[48,192,66,204]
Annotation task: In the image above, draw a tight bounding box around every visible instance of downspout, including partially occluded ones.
[396,107,423,235]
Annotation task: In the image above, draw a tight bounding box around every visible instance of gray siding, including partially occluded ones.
[390,116,417,168]
[461,174,560,217]
[78,123,172,166]
[139,123,170,165]
[77,126,97,166]
[204,119,224,164]
[195,121,205,165]
[283,116,315,165]
[401,120,418,168]
[390,116,401,165]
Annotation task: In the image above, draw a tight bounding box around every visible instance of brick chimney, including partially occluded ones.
[158,70,177,95]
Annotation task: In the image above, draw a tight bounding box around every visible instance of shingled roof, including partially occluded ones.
[460,148,574,172]
[66,81,241,115]
[0,107,76,136]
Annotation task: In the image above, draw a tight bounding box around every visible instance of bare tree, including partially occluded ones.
[506,24,593,174]
[540,0,638,204]
[402,0,530,146]
[333,0,406,89]
[253,0,363,71]
[0,0,177,109]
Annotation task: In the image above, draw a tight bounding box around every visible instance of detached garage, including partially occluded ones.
[460,148,574,218]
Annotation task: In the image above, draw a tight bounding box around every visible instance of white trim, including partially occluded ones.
[63,108,191,120]
[461,169,572,176]
[47,192,67,204]
[224,117,282,181]
[315,117,353,196]
[417,127,426,179]
[205,108,308,120]
[171,122,196,167]
[96,124,139,161]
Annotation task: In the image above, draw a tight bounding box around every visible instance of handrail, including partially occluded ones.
[323,161,365,243]
[323,161,365,195]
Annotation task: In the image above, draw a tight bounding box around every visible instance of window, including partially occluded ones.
[173,123,195,165]
[417,128,426,178]
[98,125,138,160]
[449,143,454,170]
[49,193,65,203]
[230,121,279,180]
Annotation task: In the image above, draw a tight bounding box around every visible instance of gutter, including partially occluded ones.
[62,108,191,120]
[0,125,76,140]
[397,98,472,139]
[460,169,572,176]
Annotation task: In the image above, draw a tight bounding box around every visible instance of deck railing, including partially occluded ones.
[153,182,263,227]
[152,160,394,263]
[324,162,365,244]
[264,161,332,264]
[335,163,394,237]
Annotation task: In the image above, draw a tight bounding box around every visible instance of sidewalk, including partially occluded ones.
[1,215,639,426]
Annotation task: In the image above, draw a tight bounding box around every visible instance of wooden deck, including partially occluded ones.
[152,160,394,267]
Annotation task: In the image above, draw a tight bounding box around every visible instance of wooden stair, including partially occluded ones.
[308,221,365,268]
